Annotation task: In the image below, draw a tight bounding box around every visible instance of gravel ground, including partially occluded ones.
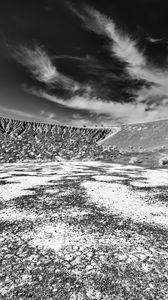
[0,162,168,299]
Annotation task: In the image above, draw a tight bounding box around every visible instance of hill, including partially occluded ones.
[0,117,119,163]
[101,119,168,151]
[2,116,168,167]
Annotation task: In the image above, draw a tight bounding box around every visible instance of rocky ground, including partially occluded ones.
[0,161,168,299]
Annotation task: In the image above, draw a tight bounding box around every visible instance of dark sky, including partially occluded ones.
[0,0,168,125]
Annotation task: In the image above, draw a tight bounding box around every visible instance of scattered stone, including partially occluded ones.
[99,255,106,261]
[64,254,73,262]
[86,265,94,271]
[86,251,93,258]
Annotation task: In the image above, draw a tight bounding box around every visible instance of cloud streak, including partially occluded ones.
[73,6,168,102]
[0,105,40,122]
[69,5,145,74]
[25,86,168,124]
[13,44,80,90]
[14,45,58,84]
[10,6,168,125]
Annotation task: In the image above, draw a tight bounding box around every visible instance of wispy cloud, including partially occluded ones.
[69,5,144,71]
[71,113,96,127]
[72,6,168,101]
[40,110,59,122]
[0,105,60,124]
[0,105,39,121]
[25,86,168,124]
[146,35,165,43]
[12,44,80,90]
[71,113,122,127]
[13,45,58,84]
[10,6,168,125]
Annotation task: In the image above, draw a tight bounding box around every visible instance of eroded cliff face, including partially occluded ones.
[0,117,119,162]
[0,118,113,141]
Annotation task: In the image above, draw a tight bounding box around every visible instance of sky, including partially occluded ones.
[1,0,168,126]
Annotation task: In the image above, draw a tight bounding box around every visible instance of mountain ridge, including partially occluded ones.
[0,116,119,163]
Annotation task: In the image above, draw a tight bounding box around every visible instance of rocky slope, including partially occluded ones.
[0,117,119,163]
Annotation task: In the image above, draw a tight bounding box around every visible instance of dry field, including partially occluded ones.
[0,161,168,299]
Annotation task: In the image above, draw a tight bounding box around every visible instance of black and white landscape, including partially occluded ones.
[0,1,168,299]
[1,117,168,299]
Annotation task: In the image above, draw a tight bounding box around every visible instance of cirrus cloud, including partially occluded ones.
[12,44,80,90]
[25,86,168,124]
[72,6,168,102]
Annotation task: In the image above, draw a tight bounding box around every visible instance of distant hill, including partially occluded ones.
[101,119,168,151]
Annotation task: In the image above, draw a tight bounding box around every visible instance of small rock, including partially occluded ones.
[142,264,150,273]
[87,251,93,258]
[39,275,43,281]
[86,265,93,271]
[99,255,105,261]
[64,254,72,261]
